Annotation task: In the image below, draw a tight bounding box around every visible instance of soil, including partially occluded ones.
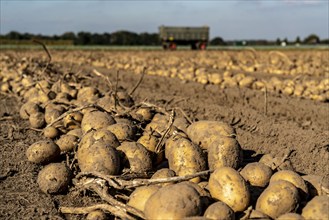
[0,50,328,219]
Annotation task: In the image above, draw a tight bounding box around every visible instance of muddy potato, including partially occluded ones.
[67,128,83,139]
[92,129,120,148]
[19,101,40,119]
[26,140,60,164]
[86,210,107,220]
[144,113,169,135]
[144,182,203,220]
[165,136,206,183]
[256,180,299,219]
[137,133,164,165]
[77,140,120,175]
[29,112,45,128]
[81,110,115,133]
[240,162,273,187]
[77,86,99,103]
[127,185,161,211]
[173,117,190,133]
[203,201,235,220]
[277,213,305,220]
[43,126,60,139]
[117,141,152,173]
[187,120,236,150]
[208,167,250,212]
[259,153,294,171]
[151,168,176,186]
[37,163,71,194]
[207,136,242,170]
[44,104,65,124]
[270,170,308,200]
[63,112,83,130]
[106,123,135,141]
[132,107,154,122]
[56,134,78,152]
[248,210,270,219]
[302,195,329,219]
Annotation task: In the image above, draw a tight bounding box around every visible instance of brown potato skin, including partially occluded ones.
[26,140,60,164]
[302,195,329,220]
[144,182,202,220]
[127,185,161,211]
[77,140,120,175]
[208,167,250,212]
[240,162,273,187]
[204,201,235,220]
[56,134,79,152]
[81,110,115,133]
[256,180,299,219]
[37,163,71,194]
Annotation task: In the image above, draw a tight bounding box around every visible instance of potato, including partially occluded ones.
[77,140,120,175]
[302,195,329,219]
[137,133,159,152]
[81,110,115,133]
[144,182,203,219]
[44,105,65,124]
[173,117,190,133]
[77,86,99,103]
[256,180,299,219]
[203,201,235,220]
[29,112,45,128]
[63,112,83,130]
[56,134,78,152]
[277,213,305,220]
[26,140,60,164]
[151,168,176,186]
[127,185,161,211]
[207,136,242,170]
[248,210,270,219]
[187,120,236,150]
[270,170,308,200]
[92,129,120,148]
[132,107,154,122]
[19,101,40,119]
[43,126,60,139]
[240,162,273,187]
[106,123,136,141]
[37,163,71,194]
[259,153,294,171]
[302,174,329,197]
[117,141,152,173]
[208,167,250,212]
[144,113,169,135]
[165,136,206,183]
[86,210,107,220]
[116,90,134,107]
[67,128,83,138]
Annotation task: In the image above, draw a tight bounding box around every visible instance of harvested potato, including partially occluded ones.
[151,168,176,186]
[270,170,308,200]
[208,167,250,212]
[106,123,136,141]
[173,117,190,133]
[77,140,120,175]
[19,101,40,119]
[144,182,203,219]
[256,180,299,219]
[67,128,83,138]
[302,174,329,197]
[56,134,78,152]
[248,210,270,219]
[81,110,115,133]
[165,136,206,183]
[207,136,242,170]
[77,86,99,103]
[63,112,83,130]
[302,195,329,219]
[144,113,169,135]
[187,120,236,150]
[29,112,45,128]
[203,201,235,220]
[277,213,305,220]
[86,210,107,220]
[240,162,273,187]
[132,107,154,122]
[44,104,65,124]
[26,140,60,164]
[259,153,294,171]
[117,141,152,173]
[43,126,60,139]
[37,163,71,194]
[127,185,161,211]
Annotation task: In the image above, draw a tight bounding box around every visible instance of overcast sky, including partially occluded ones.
[1,0,328,40]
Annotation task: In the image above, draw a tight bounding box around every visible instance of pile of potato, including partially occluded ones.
[0,52,329,220]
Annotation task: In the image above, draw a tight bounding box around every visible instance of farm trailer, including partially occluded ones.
[159,26,209,50]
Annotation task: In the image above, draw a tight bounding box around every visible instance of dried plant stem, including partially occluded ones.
[59,203,134,220]
[129,67,146,96]
[155,110,175,153]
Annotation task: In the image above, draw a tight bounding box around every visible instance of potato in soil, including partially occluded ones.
[203,201,235,220]
[256,180,299,219]
[277,213,305,220]
[77,140,120,175]
[302,195,329,219]
[19,101,40,119]
[127,185,161,212]
[208,166,250,212]
[117,141,152,173]
[187,120,236,150]
[240,162,273,187]
[81,110,115,133]
[26,140,60,164]
[144,182,203,220]
[56,134,79,152]
[37,163,71,194]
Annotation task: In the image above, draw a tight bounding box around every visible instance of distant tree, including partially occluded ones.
[295,36,301,44]
[76,32,92,45]
[303,34,320,44]
[6,31,22,40]
[61,32,76,40]
[210,37,226,45]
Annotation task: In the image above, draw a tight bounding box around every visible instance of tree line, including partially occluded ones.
[0,31,328,46]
